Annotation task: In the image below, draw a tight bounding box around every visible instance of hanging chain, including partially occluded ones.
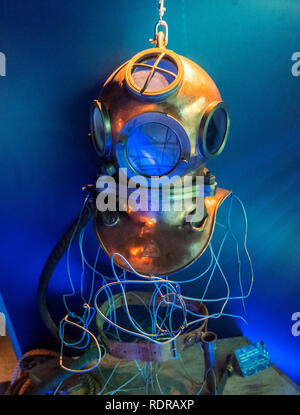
[150,0,168,47]
[158,0,166,22]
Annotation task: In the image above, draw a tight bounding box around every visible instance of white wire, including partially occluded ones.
[58,190,253,392]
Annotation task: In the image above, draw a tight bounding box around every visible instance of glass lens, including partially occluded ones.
[156,58,178,74]
[205,107,227,154]
[132,69,171,91]
[92,105,105,153]
[132,57,177,93]
[126,123,181,176]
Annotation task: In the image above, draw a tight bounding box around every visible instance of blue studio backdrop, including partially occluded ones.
[0,1,299,385]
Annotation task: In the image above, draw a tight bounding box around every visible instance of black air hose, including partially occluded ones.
[37,202,94,340]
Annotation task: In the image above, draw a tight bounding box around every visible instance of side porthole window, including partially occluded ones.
[199,102,230,159]
[90,100,112,158]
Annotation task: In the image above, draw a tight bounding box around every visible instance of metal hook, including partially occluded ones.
[150,20,168,48]
[149,0,169,48]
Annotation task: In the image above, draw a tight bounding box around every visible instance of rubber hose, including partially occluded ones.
[37,203,93,341]
[30,344,99,395]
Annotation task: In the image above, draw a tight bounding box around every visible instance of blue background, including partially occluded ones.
[0,0,299,385]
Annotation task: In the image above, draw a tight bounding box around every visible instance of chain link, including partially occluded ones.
[158,0,166,22]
